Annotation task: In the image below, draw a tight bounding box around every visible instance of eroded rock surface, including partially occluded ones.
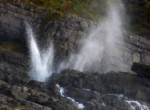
[1,60,150,110]
[0,49,150,110]
[0,0,48,42]
[1,1,150,110]
[0,49,29,77]
[49,69,150,110]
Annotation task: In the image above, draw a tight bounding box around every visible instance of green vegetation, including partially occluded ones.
[126,1,150,35]
[39,11,64,38]
[5,100,28,109]
[9,101,28,109]
[2,0,150,35]
[0,0,4,3]
[19,0,106,21]
[0,42,25,53]
[19,0,150,35]
[25,0,106,38]
[1,0,150,53]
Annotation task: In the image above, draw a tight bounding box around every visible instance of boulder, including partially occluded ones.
[11,85,28,100]
[131,62,150,79]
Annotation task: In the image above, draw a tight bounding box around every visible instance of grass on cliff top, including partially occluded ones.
[9,101,28,109]
[126,1,150,35]
[2,0,150,35]
[20,0,106,21]
[20,0,107,37]
[20,0,150,35]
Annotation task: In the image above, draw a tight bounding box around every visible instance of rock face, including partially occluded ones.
[0,0,48,42]
[0,71,78,110]
[1,1,150,110]
[41,14,96,69]
[0,48,150,110]
[42,15,150,72]
[1,1,150,73]
[51,69,150,110]
[0,49,150,110]
[0,48,149,110]
[0,49,29,78]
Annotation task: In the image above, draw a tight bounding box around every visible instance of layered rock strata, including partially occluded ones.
[1,1,150,72]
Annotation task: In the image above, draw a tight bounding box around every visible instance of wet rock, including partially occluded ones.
[0,69,78,110]
[53,85,60,97]
[47,69,150,109]
[11,85,29,100]
[0,58,150,110]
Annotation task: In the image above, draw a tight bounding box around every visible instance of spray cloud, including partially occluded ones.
[26,0,128,81]
[58,0,127,73]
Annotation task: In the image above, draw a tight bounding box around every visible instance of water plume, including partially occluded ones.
[26,23,54,82]
[58,0,128,73]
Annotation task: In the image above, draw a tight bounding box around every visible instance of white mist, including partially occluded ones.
[58,0,127,72]
[26,23,54,82]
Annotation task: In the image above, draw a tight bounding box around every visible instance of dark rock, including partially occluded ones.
[0,56,150,110]
[48,69,150,109]
[131,62,150,79]
[0,1,47,43]
[11,85,28,100]
[1,1,150,110]
[148,8,150,24]
[0,49,29,78]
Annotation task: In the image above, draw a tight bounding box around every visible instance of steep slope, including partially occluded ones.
[1,1,150,110]
[1,1,150,72]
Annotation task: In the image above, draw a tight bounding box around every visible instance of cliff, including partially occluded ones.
[1,0,150,110]
[1,0,150,72]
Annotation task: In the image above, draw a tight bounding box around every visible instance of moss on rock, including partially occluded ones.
[8,100,28,109]
[0,42,25,54]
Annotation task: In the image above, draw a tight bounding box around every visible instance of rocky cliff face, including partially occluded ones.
[0,1,48,42]
[1,1,150,110]
[1,1,150,73]
[0,49,150,109]
[0,49,28,77]
[42,14,150,73]
[51,69,150,110]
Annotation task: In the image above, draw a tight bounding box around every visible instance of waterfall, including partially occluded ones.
[26,23,54,82]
